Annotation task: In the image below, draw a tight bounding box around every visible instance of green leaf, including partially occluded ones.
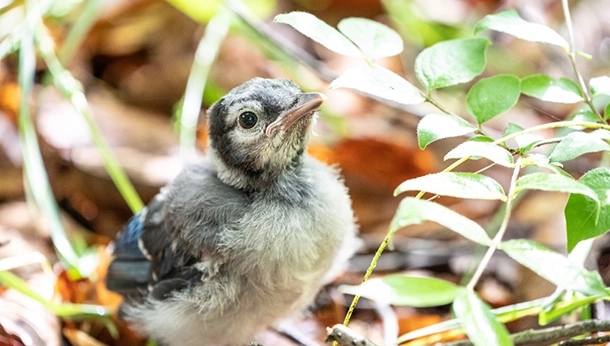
[474,10,568,48]
[514,173,600,209]
[501,239,607,296]
[414,38,490,90]
[417,113,476,149]
[590,76,610,96]
[522,154,571,177]
[337,17,403,61]
[606,103,610,120]
[395,172,507,201]
[565,168,610,252]
[570,109,599,123]
[539,296,598,325]
[466,75,521,125]
[515,134,544,153]
[503,122,524,137]
[549,131,610,162]
[329,64,425,105]
[453,290,513,346]
[340,274,462,307]
[274,12,362,57]
[521,74,583,104]
[391,197,491,245]
[444,137,514,167]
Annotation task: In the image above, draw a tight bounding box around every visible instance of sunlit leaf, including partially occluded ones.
[474,10,568,48]
[329,64,425,105]
[453,290,513,346]
[514,173,600,209]
[521,74,583,104]
[539,296,598,325]
[445,137,514,167]
[396,172,507,201]
[417,113,476,149]
[549,131,610,162]
[340,274,462,307]
[570,109,599,123]
[274,12,362,57]
[466,75,520,125]
[503,122,523,137]
[414,38,490,90]
[391,197,491,245]
[337,17,403,61]
[565,168,610,252]
[590,76,610,97]
[515,134,544,152]
[501,240,607,296]
[522,154,570,177]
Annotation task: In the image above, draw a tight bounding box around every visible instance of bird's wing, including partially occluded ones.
[107,188,205,300]
[107,160,246,300]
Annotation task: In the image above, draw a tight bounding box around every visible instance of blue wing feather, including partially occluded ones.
[107,210,150,295]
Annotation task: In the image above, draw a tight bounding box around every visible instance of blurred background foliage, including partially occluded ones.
[0,0,610,345]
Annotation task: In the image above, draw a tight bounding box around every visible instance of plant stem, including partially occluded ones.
[426,95,453,115]
[341,228,394,328]
[36,26,144,214]
[18,4,80,270]
[495,121,610,146]
[467,157,522,290]
[425,95,496,139]
[179,9,231,159]
[57,0,104,64]
[561,0,602,120]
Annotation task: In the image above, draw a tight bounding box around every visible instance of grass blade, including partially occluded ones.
[18,15,80,270]
[178,9,231,158]
[35,25,144,213]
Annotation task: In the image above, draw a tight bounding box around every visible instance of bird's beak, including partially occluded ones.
[265,92,327,137]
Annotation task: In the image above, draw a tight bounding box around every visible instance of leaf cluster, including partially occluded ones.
[276,7,610,346]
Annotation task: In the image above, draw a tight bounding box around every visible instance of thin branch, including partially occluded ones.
[441,319,610,346]
[494,121,610,145]
[466,157,522,290]
[326,325,377,346]
[559,334,610,345]
[561,0,602,120]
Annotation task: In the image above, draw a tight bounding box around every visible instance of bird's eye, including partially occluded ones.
[238,112,258,129]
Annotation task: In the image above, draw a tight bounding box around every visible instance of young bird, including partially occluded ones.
[106,78,359,346]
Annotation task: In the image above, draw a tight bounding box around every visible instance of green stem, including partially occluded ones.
[341,228,394,328]
[466,158,522,290]
[35,25,144,213]
[561,0,602,120]
[179,10,231,158]
[57,0,104,64]
[425,94,453,115]
[494,121,610,146]
[426,95,496,141]
[18,4,80,270]
[0,270,111,318]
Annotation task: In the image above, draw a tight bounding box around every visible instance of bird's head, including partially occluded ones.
[207,78,326,190]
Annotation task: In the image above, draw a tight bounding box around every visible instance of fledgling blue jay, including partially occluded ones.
[106,78,359,346]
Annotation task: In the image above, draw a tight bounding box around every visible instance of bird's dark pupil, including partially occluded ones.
[239,112,258,129]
